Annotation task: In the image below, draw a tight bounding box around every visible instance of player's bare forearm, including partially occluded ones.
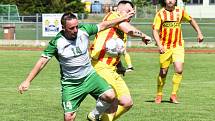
[99,11,134,31]
[153,29,160,46]
[118,21,151,44]
[18,57,49,94]
[127,30,145,37]
[153,29,165,54]
[120,22,144,37]
[27,57,48,81]
[127,29,152,45]
[190,18,202,34]
[190,18,204,42]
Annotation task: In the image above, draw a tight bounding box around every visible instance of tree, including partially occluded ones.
[0,0,85,15]
[132,0,152,7]
[183,0,190,2]
[64,0,85,13]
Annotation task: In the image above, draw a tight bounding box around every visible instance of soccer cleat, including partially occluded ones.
[87,112,101,121]
[126,67,134,72]
[155,95,162,104]
[170,94,179,104]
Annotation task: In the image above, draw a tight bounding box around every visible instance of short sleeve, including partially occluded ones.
[79,24,98,36]
[42,38,58,59]
[152,12,162,30]
[182,9,192,22]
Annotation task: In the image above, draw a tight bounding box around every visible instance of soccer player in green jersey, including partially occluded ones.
[18,12,134,121]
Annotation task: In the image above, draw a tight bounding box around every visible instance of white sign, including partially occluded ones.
[42,14,63,37]
[4,29,9,33]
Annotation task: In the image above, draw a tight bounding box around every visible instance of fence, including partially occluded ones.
[0,15,215,47]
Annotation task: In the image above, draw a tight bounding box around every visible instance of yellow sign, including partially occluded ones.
[85,2,91,13]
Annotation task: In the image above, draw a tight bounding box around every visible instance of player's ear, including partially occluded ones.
[62,25,65,29]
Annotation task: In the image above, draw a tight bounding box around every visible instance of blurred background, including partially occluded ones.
[0,0,214,47]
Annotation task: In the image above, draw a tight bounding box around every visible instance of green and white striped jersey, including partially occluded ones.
[42,24,99,81]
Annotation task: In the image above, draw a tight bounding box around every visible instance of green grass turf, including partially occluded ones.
[0,50,214,121]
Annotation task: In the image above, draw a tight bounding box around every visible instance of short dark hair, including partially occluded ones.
[160,0,166,7]
[160,0,177,7]
[117,0,134,8]
[61,12,77,26]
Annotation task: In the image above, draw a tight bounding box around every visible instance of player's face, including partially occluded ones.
[64,19,78,40]
[124,3,134,13]
[165,0,176,8]
[118,3,134,20]
[118,3,134,13]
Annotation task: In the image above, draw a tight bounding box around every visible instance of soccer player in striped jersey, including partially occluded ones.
[152,0,203,104]
[90,0,152,120]
[18,12,134,121]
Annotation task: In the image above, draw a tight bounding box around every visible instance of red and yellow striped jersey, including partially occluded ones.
[152,7,192,49]
[90,11,127,67]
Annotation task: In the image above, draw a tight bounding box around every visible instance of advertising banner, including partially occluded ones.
[42,14,63,37]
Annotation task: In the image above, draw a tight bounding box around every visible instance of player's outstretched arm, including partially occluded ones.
[98,11,135,31]
[189,18,203,43]
[118,21,152,45]
[18,57,49,94]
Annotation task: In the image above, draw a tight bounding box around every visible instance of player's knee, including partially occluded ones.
[175,69,183,74]
[101,89,116,103]
[176,71,183,75]
[119,96,133,110]
[64,112,76,121]
[122,101,133,110]
[160,68,168,77]
[174,62,183,74]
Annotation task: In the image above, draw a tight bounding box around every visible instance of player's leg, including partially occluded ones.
[113,73,133,120]
[64,112,76,121]
[61,78,89,121]
[89,90,116,121]
[155,67,169,104]
[157,68,168,93]
[111,71,133,120]
[114,97,133,120]
[91,61,116,121]
[123,51,134,72]
[170,62,183,104]
[92,61,133,121]
[101,74,133,121]
[87,71,116,120]
[171,48,184,103]
[155,49,172,104]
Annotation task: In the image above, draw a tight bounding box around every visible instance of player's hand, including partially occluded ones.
[158,45,165,54]
[121,10,135,21]
[142,35,152,45]
[18,81,30,94]
[197,33,203,43]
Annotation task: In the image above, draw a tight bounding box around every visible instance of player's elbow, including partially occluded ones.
[98,21,112,31]
[98,23,106,31]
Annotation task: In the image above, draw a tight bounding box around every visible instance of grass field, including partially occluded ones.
[0,50,215,121]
